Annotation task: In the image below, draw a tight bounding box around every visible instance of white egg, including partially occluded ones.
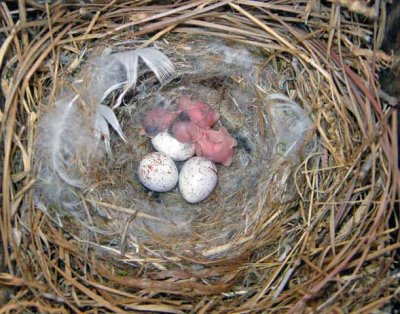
[179,157,218,203]
[151,131,195,161]
[138,152,178,192]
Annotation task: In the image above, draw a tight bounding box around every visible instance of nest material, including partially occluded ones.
[51,39,314,260]
[1,1,399,313]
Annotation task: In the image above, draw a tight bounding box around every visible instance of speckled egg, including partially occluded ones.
[138,152,178,192]
[179,157,218,203]
[151,131,195,161]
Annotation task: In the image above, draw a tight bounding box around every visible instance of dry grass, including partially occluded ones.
[1,0,399,313]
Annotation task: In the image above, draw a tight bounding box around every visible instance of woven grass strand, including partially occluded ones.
[0,1,398,313]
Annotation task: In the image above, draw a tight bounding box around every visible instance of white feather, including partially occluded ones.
[35,94,98,215]
[267,93,315,157]
[88,48,174,150]
[97,105,127,142]
[93,48,174,109]
[35,47,175,213]
[38,95,86,188]
[94,111,111,156]
[94,105,127,156]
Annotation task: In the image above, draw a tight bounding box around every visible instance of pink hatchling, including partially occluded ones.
[177,96,220,129]
[171,121,201,143]
[194,127,237,167]
[172,121,237,166]
[140,109,181,137]
[141,97,237,166]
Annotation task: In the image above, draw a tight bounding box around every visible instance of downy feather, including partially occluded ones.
[89,48,174,151]
[91,48,174,108]
[35,94,98,214]
[35,48,175,212]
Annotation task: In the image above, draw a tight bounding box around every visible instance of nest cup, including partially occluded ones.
[1,1,399,312]
[81,39,315,256]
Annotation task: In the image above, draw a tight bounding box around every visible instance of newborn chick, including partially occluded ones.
[171,121,201,143]
[177,96,220,128]
[195,127,237,167]
[172,121,237,166]
[141,109,180,137]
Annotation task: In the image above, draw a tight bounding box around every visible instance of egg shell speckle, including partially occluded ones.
[138,152,178,192]
[179,157,218,203]
[151,131,195,161]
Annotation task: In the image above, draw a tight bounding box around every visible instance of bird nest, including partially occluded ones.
[1,1,398,312]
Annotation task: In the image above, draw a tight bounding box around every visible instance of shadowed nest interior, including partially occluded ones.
[0,1,399,313]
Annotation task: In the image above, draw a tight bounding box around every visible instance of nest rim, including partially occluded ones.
[0,1,398,312]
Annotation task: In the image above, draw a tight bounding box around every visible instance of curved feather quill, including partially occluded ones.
[35,48,175,211]
[95,48,174,108]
